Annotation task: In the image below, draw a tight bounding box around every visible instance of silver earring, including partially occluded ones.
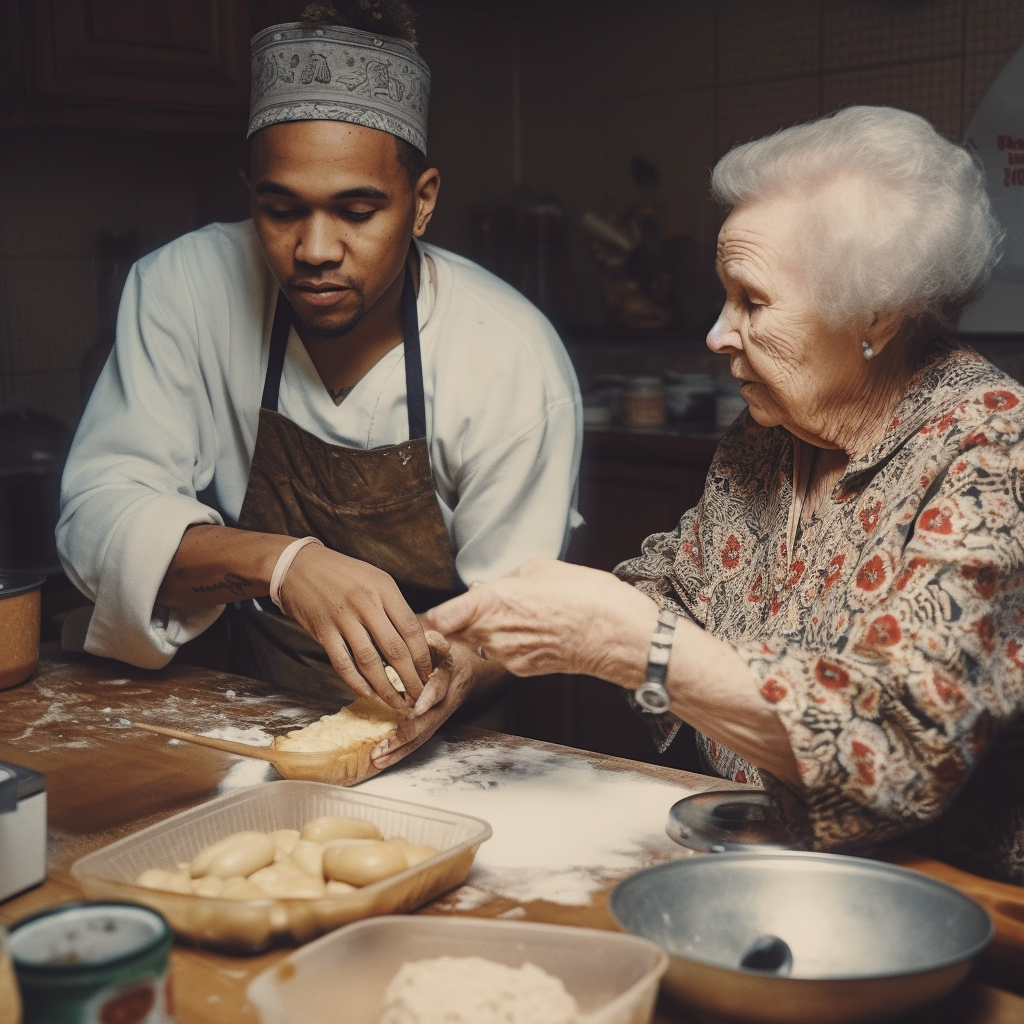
[862,339,874,360]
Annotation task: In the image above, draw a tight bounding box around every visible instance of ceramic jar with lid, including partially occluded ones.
[622,377,666,428]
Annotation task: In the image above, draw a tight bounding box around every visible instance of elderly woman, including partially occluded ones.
[421,106,1024,885]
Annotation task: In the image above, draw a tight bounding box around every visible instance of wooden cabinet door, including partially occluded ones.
[571,432,717,571]
[21,0,251,131]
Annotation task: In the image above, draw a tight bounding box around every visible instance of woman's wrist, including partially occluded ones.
[589,586,660,688]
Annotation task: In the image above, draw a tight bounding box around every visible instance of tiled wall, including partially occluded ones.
[509,0,1024,325]
[1,0,1022,425]
[0,129,246,427]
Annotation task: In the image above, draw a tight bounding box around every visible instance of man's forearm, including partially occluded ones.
[156,524,293,610]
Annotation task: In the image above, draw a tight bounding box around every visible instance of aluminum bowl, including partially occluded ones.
[609,851,993,1024]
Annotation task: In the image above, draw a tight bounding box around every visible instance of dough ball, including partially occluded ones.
[135,868,192,894]
[248,862,327,899]
[191,831,276,880]
[289,839,326,879]
[323,841,408,886]
[192,875,226,898]
[220,876,269,900]
[400,842,440,869]
[301,815,382,843]
[269,829,300,857]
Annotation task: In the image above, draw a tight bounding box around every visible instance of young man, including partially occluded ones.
[57,1,582,769]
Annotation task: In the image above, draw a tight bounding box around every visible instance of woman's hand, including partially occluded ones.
[422,559,659,685]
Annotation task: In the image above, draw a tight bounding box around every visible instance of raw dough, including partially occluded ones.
[190,831,275,879]
[323,841,408,886]
[379,957,578,1024]
[271,696,405,753]
[301,815,382,842]
[271,631,452,753]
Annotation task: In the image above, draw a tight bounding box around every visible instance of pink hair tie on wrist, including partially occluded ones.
[270,536,324,609]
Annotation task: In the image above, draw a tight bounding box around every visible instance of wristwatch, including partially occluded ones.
[634,607,678,714]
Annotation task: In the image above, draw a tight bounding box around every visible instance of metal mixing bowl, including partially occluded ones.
[609,851,993,1024]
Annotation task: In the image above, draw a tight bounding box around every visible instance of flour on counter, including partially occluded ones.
[356,736,690,906]
[201,725,275,746]
[217,758,278,793]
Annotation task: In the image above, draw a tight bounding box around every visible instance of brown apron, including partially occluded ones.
[230,266,462,699]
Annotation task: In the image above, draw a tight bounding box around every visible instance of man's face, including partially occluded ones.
[248,120,435,338]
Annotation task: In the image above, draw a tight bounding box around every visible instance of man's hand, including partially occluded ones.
[369,638,504,771]
[156,524,438,712]
[279,545,435,712]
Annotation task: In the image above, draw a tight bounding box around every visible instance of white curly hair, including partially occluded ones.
[710,105,1003,337]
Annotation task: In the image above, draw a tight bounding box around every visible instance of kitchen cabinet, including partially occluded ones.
[3,0,256,133]
[572,428,719,572]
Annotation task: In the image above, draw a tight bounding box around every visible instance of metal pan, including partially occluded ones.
[609,851,993,1023]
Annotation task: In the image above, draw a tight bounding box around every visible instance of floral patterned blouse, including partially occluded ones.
[615,342,1024,884]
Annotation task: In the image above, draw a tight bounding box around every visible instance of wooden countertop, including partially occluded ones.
[2,648,1022,1024]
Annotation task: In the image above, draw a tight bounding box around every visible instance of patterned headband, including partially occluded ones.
[248,21,430,155]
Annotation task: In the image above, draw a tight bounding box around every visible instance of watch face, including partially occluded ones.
[635,681,671,714]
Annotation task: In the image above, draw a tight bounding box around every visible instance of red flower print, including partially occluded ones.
[721,535,742,569]
[859,500,882,534]
[681,541,702,568]
[983,390,1019,411]
[933,675,964,706]
[895,556,927,591]
[919,507,953,534]
[973,616,995,653]
[850,740,876,785]
[856,555,887,591]
[824,554,845,591]
[747,574,765,604]
[735,770,747,784]
[770,591,782,616]
[761,678,787,703]
[962,429,989,448]
[787,560,805,587]
[814,659,851,690]
[1009,641,1024,670]
[708,740,720,760]
[865,614,901,646]
[961,562,998,599]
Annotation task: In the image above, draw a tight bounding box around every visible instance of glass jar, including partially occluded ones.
[622,377,666,428]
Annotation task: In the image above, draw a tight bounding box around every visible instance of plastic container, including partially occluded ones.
[71,781,491,953]
[247,916,669,1024]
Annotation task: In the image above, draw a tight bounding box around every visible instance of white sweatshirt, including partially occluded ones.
[58,221,583,669]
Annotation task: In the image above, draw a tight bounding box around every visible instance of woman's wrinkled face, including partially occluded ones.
[707,197,869,447]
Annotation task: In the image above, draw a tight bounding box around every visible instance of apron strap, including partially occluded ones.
[261,263,427,442]
[401,263,427,441]
[261,293,292,412]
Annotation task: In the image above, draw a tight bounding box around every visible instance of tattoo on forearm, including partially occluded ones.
[190,573,254,597]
